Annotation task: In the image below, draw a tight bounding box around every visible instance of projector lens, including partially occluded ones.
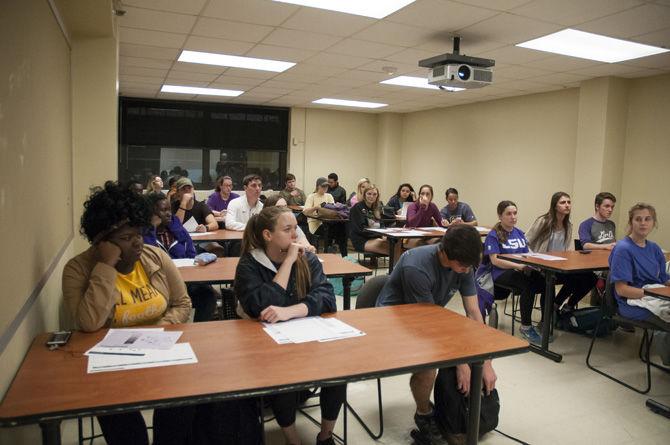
[457,65,471,81]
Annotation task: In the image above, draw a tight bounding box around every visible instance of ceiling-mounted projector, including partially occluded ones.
[419,37,495,90]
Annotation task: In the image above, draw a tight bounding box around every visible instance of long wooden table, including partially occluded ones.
[498,250,611,362]
[188,229,243,242]
[0,304,528,445]
[643,285,670,301]
[179,254,372,310]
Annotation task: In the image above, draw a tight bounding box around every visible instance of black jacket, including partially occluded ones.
[234,249,336,318]
[349,202,382,251]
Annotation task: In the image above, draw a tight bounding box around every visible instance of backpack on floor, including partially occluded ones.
[433,367,500,436]
[555,307,614,337]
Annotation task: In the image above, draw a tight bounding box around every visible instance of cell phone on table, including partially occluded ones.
[578,250,592,254]
[46,330,71,347]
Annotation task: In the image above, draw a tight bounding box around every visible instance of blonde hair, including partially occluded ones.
[360,184,382,219]
[241,207,311,299]
[626,202,658,236]
[355,177,370,203]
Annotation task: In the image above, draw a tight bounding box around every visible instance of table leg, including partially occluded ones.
[39,421,61,445]
[342,276,353,310]
[466,362,483,445]
[387,238,397,273]
[529,270,562,362]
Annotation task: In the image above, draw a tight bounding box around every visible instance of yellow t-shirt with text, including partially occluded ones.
[113,261,167,327]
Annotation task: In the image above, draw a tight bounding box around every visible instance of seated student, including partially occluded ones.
[579,192,617,250]
[144,193,218,322]
[376,226,496,445]
[206,175,239,218]
[234,206,346,445]
[440,187,478,226]
[125,179,144,196]
[263,194,315,252]
[166,175,180,203]
[326,172,347,205]
[225,174,263,231]
[350,184,402,261]
[304,177,348,256]
[62,181,193,445]
[387,183,416,214]
[172,177,218,233]
[348,177,370,207]
[482,200,546,345]
[406,184,443,228]
[146,175,164,196]
[279,173,307,206]
[526,192,596,315]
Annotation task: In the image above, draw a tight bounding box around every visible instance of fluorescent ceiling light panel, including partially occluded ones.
[161,85,244,97]
[178,50,295,72]
[381,76,465,92]
[273,0,416,19]
[313,98,387,108]
[517,29,669,63]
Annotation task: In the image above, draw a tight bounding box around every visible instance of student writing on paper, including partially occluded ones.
[480,200,546,345]
[349,184,402,262]
[234,206,345,445]
[526,192,596,317]
[62,181,193,445]
[144,193,218,322]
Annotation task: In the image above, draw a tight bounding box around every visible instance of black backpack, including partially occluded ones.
[433,367,500,436]
[555,306,614,337]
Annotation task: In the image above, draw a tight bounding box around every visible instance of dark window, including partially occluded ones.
[119,97,289,189]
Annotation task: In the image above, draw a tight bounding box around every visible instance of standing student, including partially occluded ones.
[172,177,218,233]
[526,192,596,314]
[348,177,370,207]
[387,183,416,214]
[62,182,193,445]
[326,172,347,204]
[234,207,345,445]
[406,184,443,228]
[440,188,478,226]
[144,193,217,322]
[304,177,347,256]
[206,175,239,218]
[349,184,402,261]
[376,226,496,445]
[482,201,546,345]
[579,192,617,250]
[225,174,263,231]
[279,173,307,206]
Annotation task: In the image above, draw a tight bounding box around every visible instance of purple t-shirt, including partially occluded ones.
[609,236,668,320]
[206,191,239,212]
[406,202,442,228]
[483,227,529,280]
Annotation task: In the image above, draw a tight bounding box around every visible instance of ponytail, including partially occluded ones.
[294,256,311,300]
[494,200,517,245]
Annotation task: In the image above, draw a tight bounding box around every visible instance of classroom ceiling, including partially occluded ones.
[117,0,670,113]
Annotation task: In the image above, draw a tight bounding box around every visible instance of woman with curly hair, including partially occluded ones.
[62,181,193,445]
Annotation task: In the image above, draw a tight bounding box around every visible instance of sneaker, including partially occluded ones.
[520,326,542,345]
[535,322,555,343]
[316,434,336,445]
[414,405,448,445]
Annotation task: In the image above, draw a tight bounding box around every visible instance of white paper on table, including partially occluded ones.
[87,343,198,373]
[366,228,395,234]
[416,227,447,233]
[475,226,490,233]
[183,217,198,233]
[262,317,365,344]
[511,253,567,261]
[172,258,196,268]
[98,330,183,350]
[189,232,210,237]
[263,326,291,344]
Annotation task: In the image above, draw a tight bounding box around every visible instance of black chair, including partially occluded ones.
[586,280,670,393]
[347,275,389,440]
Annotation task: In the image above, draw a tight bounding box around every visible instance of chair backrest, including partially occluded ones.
[574,239,583,251]
[602,279,619,317]
[355,275,390,309]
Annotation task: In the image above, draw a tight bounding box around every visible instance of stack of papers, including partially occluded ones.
[475,226,490,233]
[263,317,365,344]
[511,253,567,261]
[86,328,197,373]
[172,258,196,268]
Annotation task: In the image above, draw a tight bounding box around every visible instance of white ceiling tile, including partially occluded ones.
[339,69,392,82]
[120,56,174,70]
[161,78,213,87]
[119,27,187,48]
[119,66,169,78]
[384,47,438,65]
[119,74,164,85]
[122,0,208,15]
[183,35,255,55]
[318,77,371,88]
[577,3,670,38]
[211,76,266,88]
[271,72,323,83]
[492,65,552,80]
[619,68,666,78]
[119,81,162,92]
[525,71,590,85]
[202,0,298,26]
[476,44,550,65]
[281,8,375,37]
[511,0,645,27]
[357,60,422,76]
[120,43,180,60]
[631,27,670,47]
[353,21,436,48]
[523,55,602,71]
[284,63,347,77]
[387,0,499,31]
[245,44,317,62]
[459,12,562,44]
[158,92,197,100]
[568,62,652,77]
[118,6,197,34]
[247,86,294,96]
[617,52,670,69]
[327,39,405,58]
[303,53,372,69]
[166,70,220,82]
[417,36,507,57]
[223,67,279,79]
[191,17,273,42]
[171,61,228,75]
[261,28,342,51]
[454,0,536,11]
[262,79,315,89]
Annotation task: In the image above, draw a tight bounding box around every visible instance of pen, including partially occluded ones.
[89,351,146,356]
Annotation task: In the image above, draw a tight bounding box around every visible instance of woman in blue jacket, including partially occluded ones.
[234,206,344,445]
